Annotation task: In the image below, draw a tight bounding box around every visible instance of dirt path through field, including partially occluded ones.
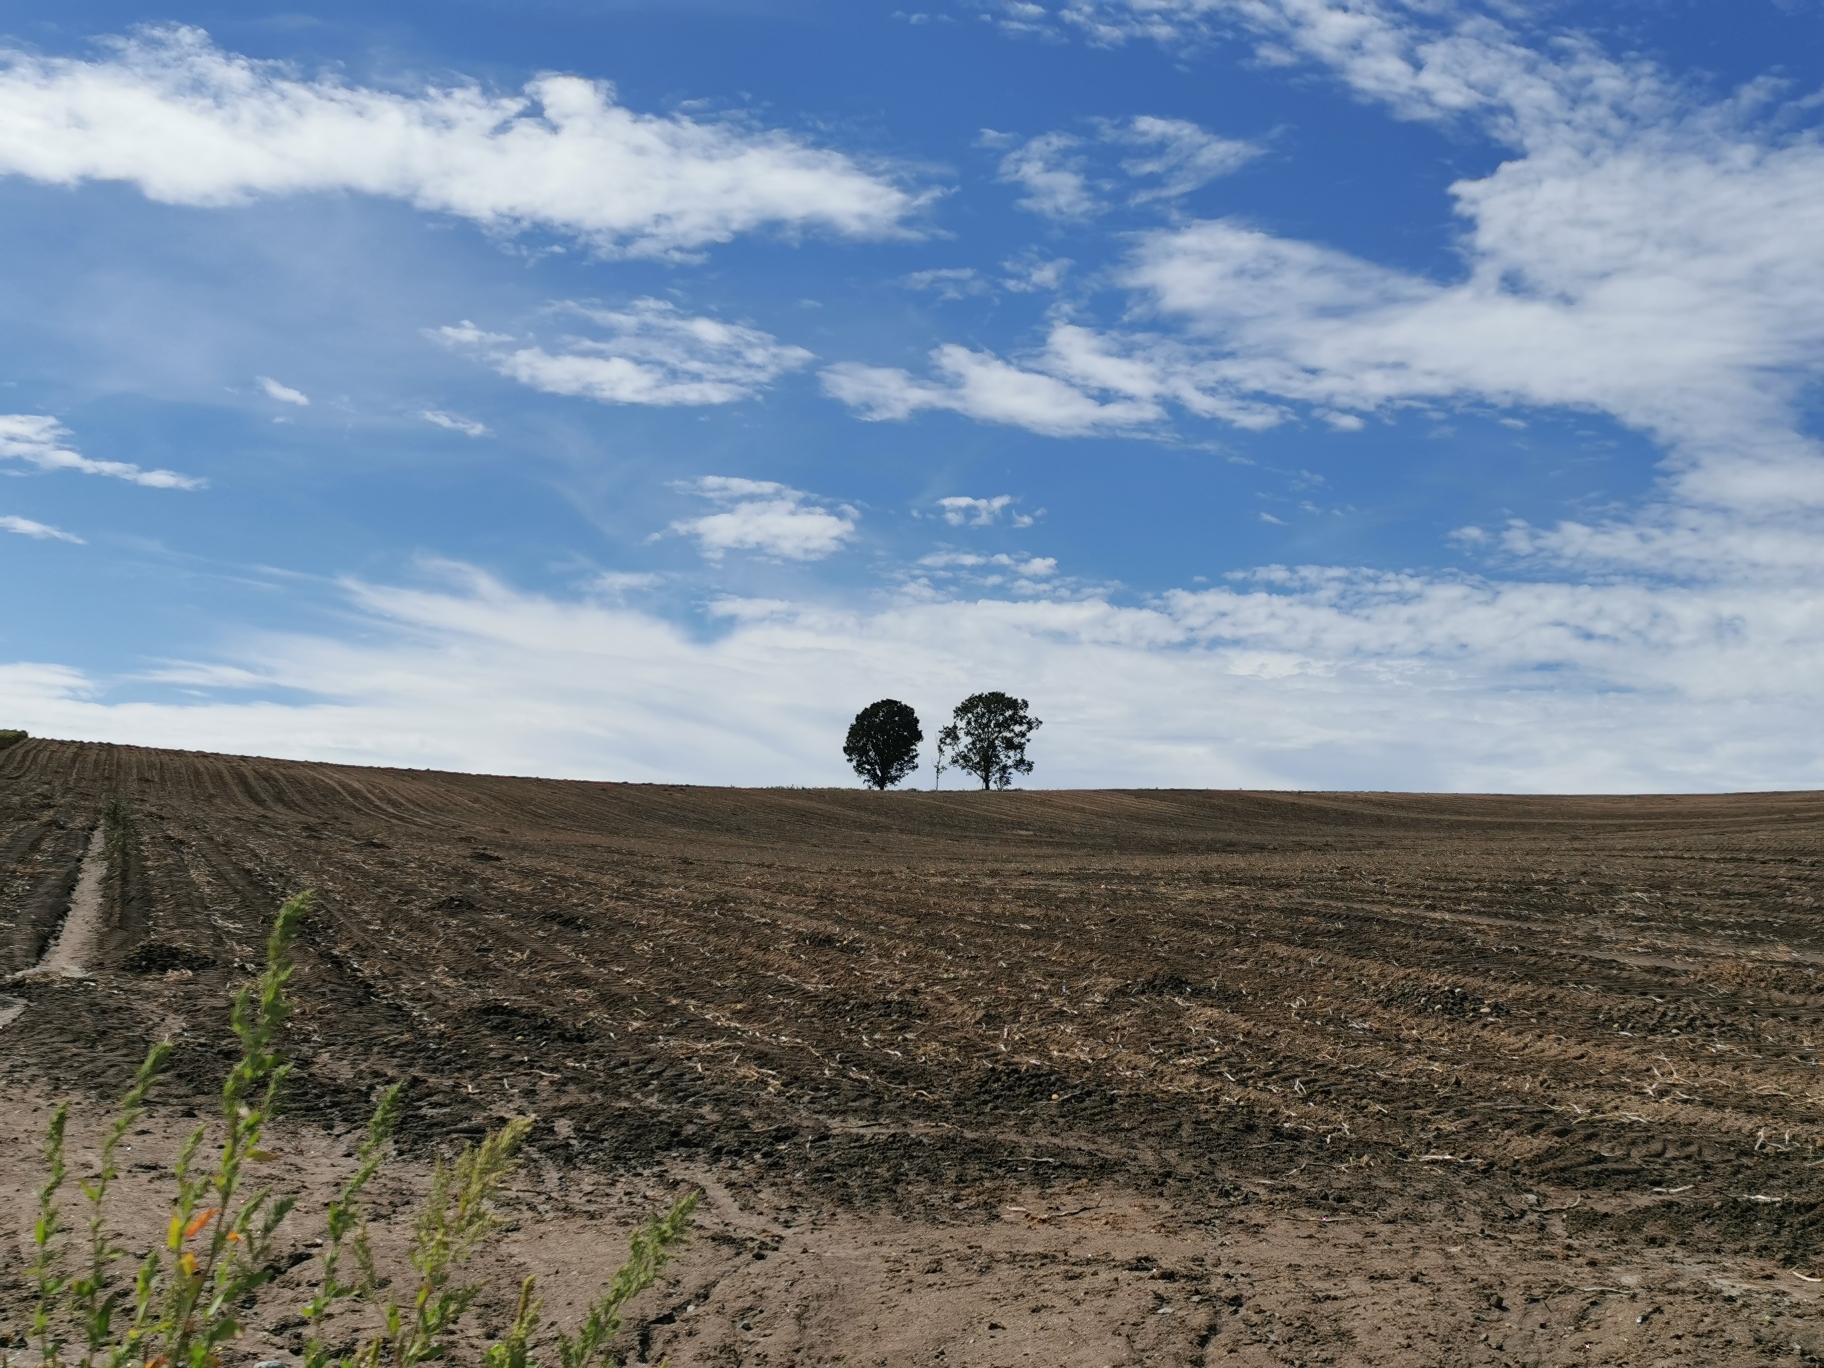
[11,822,105,983]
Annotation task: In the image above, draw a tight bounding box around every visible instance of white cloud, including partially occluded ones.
[822,323,1287,436]
[1103,115,1262,200]
[0,514,82,543]
[668,476,858,561]
[588,571,664,597]
[421,409,490,438]
[901,267,990,299]
[946,3,1824,576]
[993,131,1100,219]
[10,561,1824,791]
[992,116,1256,219]
[433,321,513,348]
[919,549,1058,577]
[434,300,813,406]
[0,26,923,259]
[1000,253,1072,293]
[0,415,204,489]
[1118,192,1824,521]
[256,375,309,406]
[934,494,1040,529]
[938,494,1015,526]
[822,341,1167,436]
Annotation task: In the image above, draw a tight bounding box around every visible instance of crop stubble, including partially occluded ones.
[5,738,1824,1364]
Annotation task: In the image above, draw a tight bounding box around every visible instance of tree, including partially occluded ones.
[843,699,923,789]
[944,692,1041,790]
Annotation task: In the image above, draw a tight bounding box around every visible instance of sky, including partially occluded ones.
[3,0,1824,792]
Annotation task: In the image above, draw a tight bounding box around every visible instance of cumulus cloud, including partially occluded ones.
[0,26,923,258]
[434,300,813,406]
[916,549,1059,579]
[938,495,1013,526]
[992,130,1100,219]
[9,561,1824,791]
[421,409,490,437]
[0,415,204,489]
[256,376,308,406]
[935,494,1037,528]
[667,476,858,561]
[0,514,82,543]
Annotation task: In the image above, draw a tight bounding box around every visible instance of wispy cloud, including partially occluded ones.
[1103,115,1261,201]
[667,476,858,561]
[1000,253,1072,293]
[822,341,1167,436]
[421,409,490,438]
[0,26,925,259]
[587,570,664,598]
[0,415,203,489]
[256,375,309,406]
[822,324,1285,436]
[901,267,990,300]
[0,514,82,543]
[990,116,1259,220]
[433,300,813,406]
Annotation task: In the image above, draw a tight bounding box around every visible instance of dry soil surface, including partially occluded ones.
[6,738,1824,1366]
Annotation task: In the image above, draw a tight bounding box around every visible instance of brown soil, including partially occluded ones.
[6,737,1824,1365]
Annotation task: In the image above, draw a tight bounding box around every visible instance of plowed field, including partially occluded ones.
[6,738,1824,1365]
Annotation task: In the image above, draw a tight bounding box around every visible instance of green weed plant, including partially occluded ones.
[10,892,696,1368]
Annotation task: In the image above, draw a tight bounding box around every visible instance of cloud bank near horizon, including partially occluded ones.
[7,559,1822,794]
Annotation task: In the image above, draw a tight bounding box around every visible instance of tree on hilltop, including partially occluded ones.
[844,699,923,789]
[943,692,1040,790]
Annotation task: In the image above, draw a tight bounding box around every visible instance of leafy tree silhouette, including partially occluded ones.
[843,699,923,789]
[942,692,1040,789]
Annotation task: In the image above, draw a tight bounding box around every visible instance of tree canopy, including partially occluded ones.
[939,692,1040,790]
[843,699,923,789]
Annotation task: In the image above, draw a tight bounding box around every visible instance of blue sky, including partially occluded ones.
[4,0,1824,790]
